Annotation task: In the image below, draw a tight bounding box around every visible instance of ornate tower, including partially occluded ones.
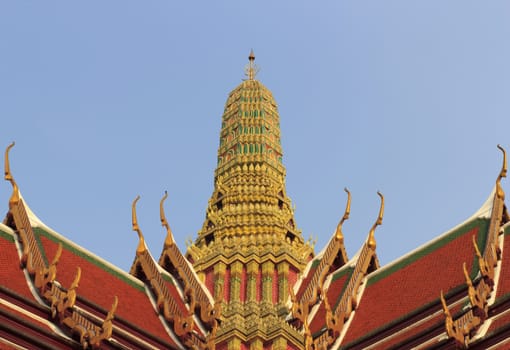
[186,52,314,349]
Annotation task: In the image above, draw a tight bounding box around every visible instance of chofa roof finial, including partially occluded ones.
[132,195,146,255]
[4,142,20,205]
[367,191,384,250]
[334,188,351,242]
[160,191,175,248]
[496,144,507,199]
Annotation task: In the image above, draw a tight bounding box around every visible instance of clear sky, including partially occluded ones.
[1,2,509,272]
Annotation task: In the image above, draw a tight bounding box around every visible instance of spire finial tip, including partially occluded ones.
[245,50,259,80]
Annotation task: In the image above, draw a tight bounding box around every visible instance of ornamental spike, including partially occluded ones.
[367,191,384,250]
[440,290,452,320]
[334,188,351,242]
[132,195,146,254]
[70,267,81,291]
[245,49,259,80]
[4,142,20,206]
[496,144,507,199]
[463,262,473,289]
[160,190,175,248]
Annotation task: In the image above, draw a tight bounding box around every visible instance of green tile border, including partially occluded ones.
[0,228,14,242]
[368,218,489,287]
[33,227,144,291]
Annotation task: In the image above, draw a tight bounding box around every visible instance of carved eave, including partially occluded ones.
[62,295,119,349]
[439,258,492,349]
[3,143,128,349]
[158,192,221,329]
[302,192,384,347]
[485,145,509,262]
[290,188,351,325]
[439,146,508,349]
[3,142,58,292]
[41,263,120,350]
[128,195,217,349]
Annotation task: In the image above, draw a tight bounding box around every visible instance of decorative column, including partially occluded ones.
[228,337,242,350]
[277,262,289,304]
[262,261,274,304]
[272,336,287,350]
[230,261,243,303]
[247,261,259,303]
[250,338,263,350]
[214,261,227,302]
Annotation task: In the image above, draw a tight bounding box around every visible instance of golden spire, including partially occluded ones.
[160,191,175,248]
[245,49,259,80]
[367,192,384,250]
[334,188,351,242]
[131,195,146,255]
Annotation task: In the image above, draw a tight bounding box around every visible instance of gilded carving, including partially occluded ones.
[63,296,118,349]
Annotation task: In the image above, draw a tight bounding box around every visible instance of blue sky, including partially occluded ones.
[1,2,509,271]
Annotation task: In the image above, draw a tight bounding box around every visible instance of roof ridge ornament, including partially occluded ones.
[496,144,507,200]
[244,49,259,81]
[4,142,20,205]
[334,188,351,242]
[160,191,175,248]
[367,192,384,250]
[132,195,147,255]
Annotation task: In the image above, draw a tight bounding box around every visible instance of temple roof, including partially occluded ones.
[2,56,510,350]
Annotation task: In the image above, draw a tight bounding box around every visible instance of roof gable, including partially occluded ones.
[342,217,489,346]
[33,226,179,348]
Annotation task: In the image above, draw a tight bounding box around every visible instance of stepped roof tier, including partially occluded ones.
[2,53,510,349]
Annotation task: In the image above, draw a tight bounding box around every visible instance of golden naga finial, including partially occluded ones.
[367,191,384,250]
[105,295,119,322]
[55,267,81,318]
[4,142,20,205]
[463,262,473,290]
[160,191,175,248]
[245,49,259,81]
[440,290,452,320]
[92,295,118,346]
[472,235,493,280]
[132,195,146,255]
[496,144,507,199]
[440,290,465,345]
[334,188,351,242]
[70,267,81,291]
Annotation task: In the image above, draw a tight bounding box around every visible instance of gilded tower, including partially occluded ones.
[186,52,314,349]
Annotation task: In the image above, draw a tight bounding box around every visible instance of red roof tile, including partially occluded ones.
[308,268,351,337]
[34,227,178,348]
[0,230,34,299]
[342,219,487,346]
[0,301,53,334]
[295,259,320,300]
[488,310,510,336]
[496,229,510,298]
[370,313,444,349]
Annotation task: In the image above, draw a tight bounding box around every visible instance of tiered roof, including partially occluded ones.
[2,54,510,350]
[1,142,219,349]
